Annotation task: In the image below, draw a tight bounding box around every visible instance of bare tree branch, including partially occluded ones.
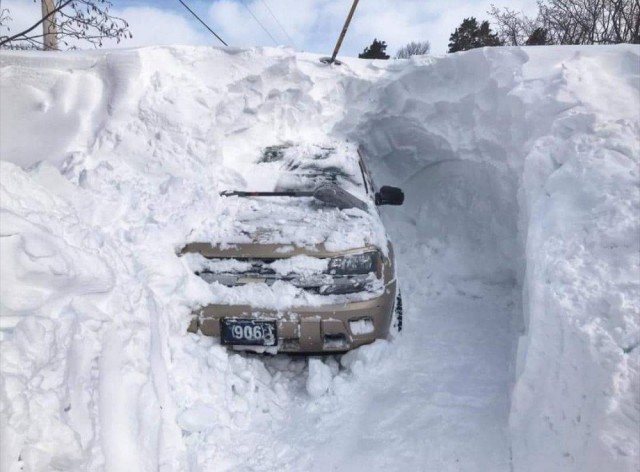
[0,0,131,50]
[0,0,72,47]
[488,5,536,45]
[395,41,431,59]
[489,0,639,46]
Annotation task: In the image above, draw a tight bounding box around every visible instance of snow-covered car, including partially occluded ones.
[181,143,404,353]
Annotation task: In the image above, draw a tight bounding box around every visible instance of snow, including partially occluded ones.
[269,255,329,276]
[348,318,375,335]
[1,44,639,472]
[305,358,332,398]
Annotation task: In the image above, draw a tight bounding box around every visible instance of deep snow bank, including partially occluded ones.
[1,45,638,472]
[340,46,640,471]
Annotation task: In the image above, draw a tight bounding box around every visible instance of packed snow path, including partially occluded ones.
[178,233,517,472]
[1,45,638,472]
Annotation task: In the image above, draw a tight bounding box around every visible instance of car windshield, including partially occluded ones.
[256,143,366,198]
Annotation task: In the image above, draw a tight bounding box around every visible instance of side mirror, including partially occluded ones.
[375,186,404,206]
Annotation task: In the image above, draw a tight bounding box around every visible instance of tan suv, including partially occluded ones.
[181,143,404,353]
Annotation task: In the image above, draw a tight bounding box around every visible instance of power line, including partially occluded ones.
[177,0,227,46]
[259,0,297,49]
[240,0,279,46]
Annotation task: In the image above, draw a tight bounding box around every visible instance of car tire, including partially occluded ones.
[392,289,403,334]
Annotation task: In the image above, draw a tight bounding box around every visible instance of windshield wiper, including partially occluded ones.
[220,183,367,211]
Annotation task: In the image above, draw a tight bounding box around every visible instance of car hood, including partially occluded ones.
[183,195,388,257]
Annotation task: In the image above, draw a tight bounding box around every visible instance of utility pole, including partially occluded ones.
[320,0,360,65]
[41,0,58,50]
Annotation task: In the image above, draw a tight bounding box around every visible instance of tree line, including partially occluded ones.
[360,0,639,59]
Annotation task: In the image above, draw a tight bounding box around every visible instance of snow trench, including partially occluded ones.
[340,46,639,472]
[1,45,638,472]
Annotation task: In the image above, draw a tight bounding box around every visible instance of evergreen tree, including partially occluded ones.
[478,20,502,47]
[448,17,502,53]
[358,39,390,59]
[525,27,551,45]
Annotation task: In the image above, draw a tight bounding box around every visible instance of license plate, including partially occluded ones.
[220,319,277,346]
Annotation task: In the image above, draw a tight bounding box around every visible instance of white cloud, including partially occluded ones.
[0,2,209,50]
[0,0,41,43]
[1,0,539,55]
[105,7,211,48]
[207,0,339,51]
[207,0,538,57]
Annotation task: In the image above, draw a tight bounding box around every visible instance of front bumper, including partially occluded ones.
[188,281,397,353]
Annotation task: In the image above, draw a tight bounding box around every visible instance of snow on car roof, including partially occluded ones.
[239,142,367,199]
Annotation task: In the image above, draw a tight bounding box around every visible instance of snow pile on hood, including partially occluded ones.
[1,44,638,472]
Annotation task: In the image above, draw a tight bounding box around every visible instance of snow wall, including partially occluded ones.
[340,46,640,472]
[1,45,638,472]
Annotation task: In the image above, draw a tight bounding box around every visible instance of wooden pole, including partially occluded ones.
[41,0,58,50]
[329,0,360,63]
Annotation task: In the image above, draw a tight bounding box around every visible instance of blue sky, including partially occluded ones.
[2,0,538,56]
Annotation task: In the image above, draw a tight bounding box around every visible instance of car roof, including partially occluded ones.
[255,142,366,197]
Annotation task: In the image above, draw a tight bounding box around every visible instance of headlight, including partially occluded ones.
[327,251,379,275]
[319,279,367,295]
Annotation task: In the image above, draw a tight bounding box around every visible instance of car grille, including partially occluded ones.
[195,257,372,295]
